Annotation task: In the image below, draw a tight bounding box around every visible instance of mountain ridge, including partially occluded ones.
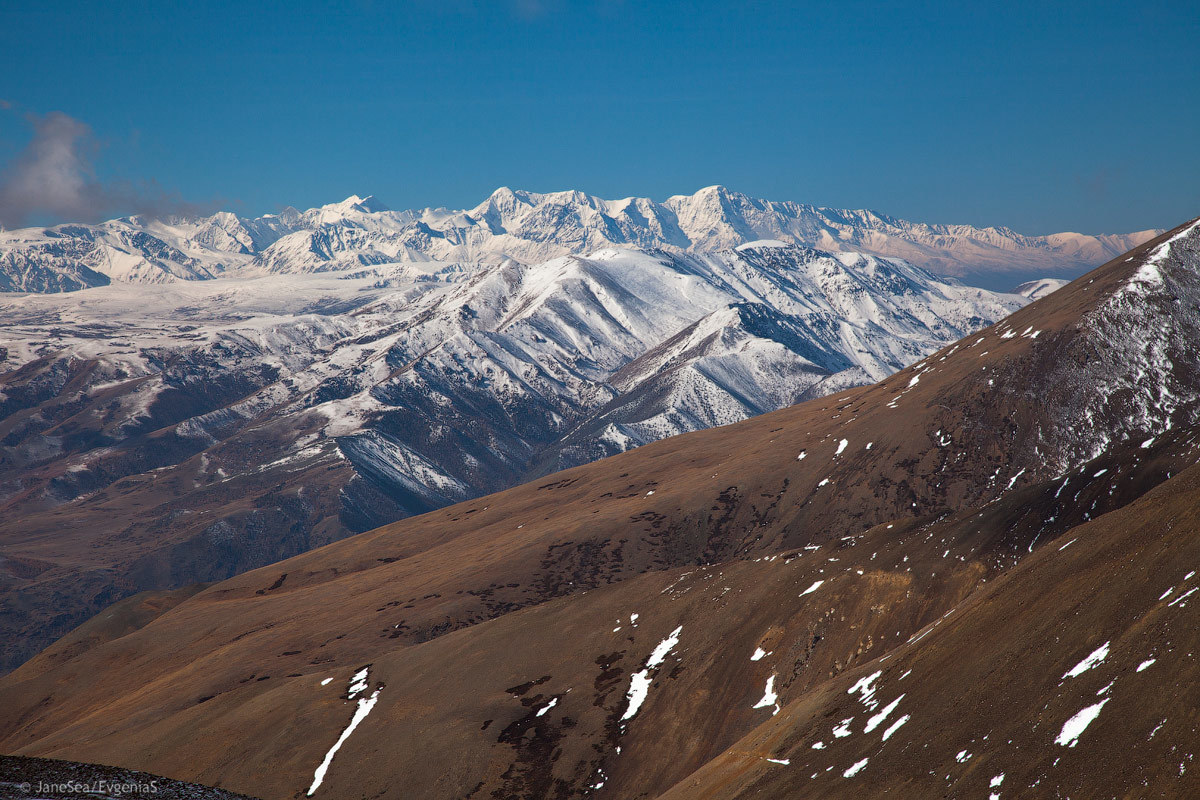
[0,186,1158,293]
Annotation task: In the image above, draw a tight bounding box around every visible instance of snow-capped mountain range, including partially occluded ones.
[0,238,1037,667]
[5,185,1142,669]
[0,243,1026,518]
[0,186,1157,293]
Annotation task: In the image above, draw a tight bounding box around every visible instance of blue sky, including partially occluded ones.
[1,0,1197,233]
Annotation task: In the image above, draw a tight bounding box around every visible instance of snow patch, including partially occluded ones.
[864,694,904,733]
[307,669,382,796]
[881,714,909,741]
[1063,642,1110,679]
[621,625,682,722]
[1055,698,1109,747]
[752,675,780,715]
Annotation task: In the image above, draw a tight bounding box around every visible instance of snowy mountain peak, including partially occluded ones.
[333,194,380,210]
[313,194,391,219]
[675,184,736,202]
[352,194,390,213]
[473,186,534,216]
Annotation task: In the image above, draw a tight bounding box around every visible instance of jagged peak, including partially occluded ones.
[302,195,382,217]
[471,186,538,216]
[355,195,390,213]
[664,184,734,204]
[322,194,390,214]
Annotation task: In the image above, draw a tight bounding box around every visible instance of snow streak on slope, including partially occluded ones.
[1030,219,1200,473]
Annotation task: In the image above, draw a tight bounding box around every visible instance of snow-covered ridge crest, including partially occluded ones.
[1035,218,1200,473]
[0,186,1157,293]
[0,242,1028,527]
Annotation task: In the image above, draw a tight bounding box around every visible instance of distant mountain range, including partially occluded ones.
[0,186,1158,293]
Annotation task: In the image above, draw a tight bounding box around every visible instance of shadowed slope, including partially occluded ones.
[657,453,1200,799]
